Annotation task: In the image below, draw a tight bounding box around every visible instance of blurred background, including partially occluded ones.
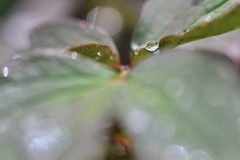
[0,0,146,65]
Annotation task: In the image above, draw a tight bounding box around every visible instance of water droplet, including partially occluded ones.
[189,150,212,160]
[183,28,190,34]
[25,119,71,160]
[131,42,140,51]
[28,134,62,160]
[205,16,212,22]
[150,120,175,141]
[126,109,151,134]
[97,52,101,56]
[161,145,189,160]
[2,67,9,77]
[71,52,78,60]
[10,105,23,117]
[205,83,227,106]
[144,41,159,52]
[12,54,22,60]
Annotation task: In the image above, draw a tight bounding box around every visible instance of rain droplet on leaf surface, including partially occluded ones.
[2,67,9,77]
[144,41,159,52]
[205,15,212,22]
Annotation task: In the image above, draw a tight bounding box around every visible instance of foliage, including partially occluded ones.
[1,0,240,160]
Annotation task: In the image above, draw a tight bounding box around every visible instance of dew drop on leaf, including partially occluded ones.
[2,67,9,77]
[71,52,78,60]
[205,15,212,23]
[144,41,159,52]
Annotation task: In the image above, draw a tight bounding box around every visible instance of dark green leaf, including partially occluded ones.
[69,43,120,71]
[160,2,240,49]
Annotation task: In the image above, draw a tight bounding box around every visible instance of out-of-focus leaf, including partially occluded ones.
[69,43,120,71]
[177,29,240,66]
[30,21,119,55]
[132,0,240,51]
[119,50,240,160]
[0,49,117,160]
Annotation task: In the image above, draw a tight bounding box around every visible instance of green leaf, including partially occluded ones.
[132,0,240,50]
[0,49,117,160]
[69,43,120,71]
[120,50,240,160]
[30,21,119,54]
[160,2,240,49]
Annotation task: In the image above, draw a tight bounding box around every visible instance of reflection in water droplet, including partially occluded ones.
[205,83,227,106]
[3,67,9,77]
[161,145,189,160]
[71,52,78,60]
[144,41,159,52]
[150,120,175,141]
[189,150,212,160]
[126,109,151,134]
[205,16,212,22]
[10,105,23,117]
[97,52,101,56]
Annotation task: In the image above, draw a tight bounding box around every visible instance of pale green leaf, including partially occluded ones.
[120,50,240,160]
[30,21,119,54]
[0,49,117,160]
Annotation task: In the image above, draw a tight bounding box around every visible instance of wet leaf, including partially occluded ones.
[132,0,240,50]
[69,43,120,71]
[160,2,240,49]
[0,49,117,160]
[119,50,240,160]
[130,48,152,66]
[30,21,119,55]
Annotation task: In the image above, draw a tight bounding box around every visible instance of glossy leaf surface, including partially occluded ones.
[0,49,117,160]
[69,43,120,71]
[30,21,119,54]
[119,50,240,160]
[132,0,240,50]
